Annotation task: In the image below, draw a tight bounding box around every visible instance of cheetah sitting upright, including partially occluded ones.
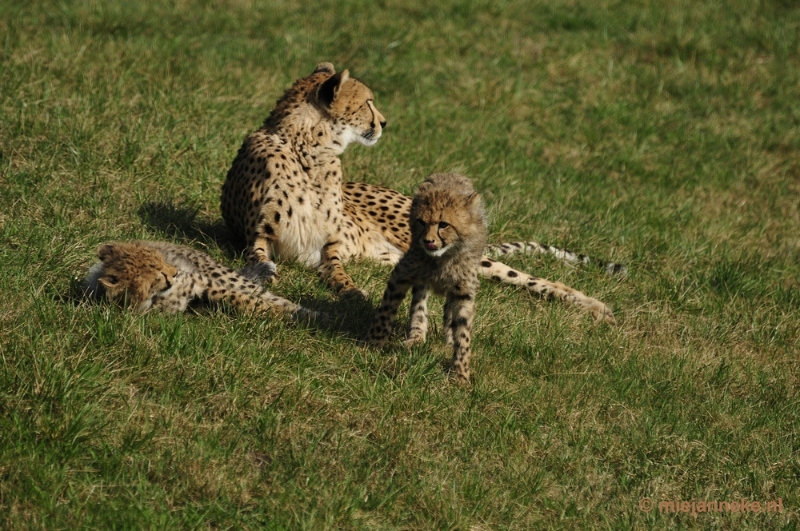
[221,62,618,323]
[367,174,487,382]
[221,61,387,295]
[83,240,322,323]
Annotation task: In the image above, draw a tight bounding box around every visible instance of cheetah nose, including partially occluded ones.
[380,120,387,129]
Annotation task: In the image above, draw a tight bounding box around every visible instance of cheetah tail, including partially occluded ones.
[485,241,627,276]
[479,256,616,324]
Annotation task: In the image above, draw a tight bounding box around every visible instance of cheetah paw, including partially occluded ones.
[450,369,471,384]
[403,335,426,349]
[362,338,385,350]
[238,261,279,283]
[293,309,331,327]
[592,303,616,325]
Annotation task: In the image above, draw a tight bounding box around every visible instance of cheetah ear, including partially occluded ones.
[317,69,350,107]
[97,243,117,262]
[466,192,482,209]
[417,181,433,193]
[313,62,335,75]
[98,274,119,289]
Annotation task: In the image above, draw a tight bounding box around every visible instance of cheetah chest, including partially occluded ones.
[272,197,335,268]
[263,152,343,268]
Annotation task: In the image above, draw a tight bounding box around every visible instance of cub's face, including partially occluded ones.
[96,243,178,311]
[414,211,462,258]
[410,178,485,259]
[317,69,386,148]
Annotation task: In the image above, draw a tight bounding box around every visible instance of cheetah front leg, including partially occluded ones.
[249,292,326,325]
[445,288,477,382]
[205,274,324,323]
[318,237,366,298]
[367,275,413,349]
[404,284,430,348]
[479,256,615,323]
[241,230,279,282]
[442,295,454,347]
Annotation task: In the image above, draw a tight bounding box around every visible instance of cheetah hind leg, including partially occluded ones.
[480,256,616,324]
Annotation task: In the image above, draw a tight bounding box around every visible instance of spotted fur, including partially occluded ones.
[367,174,486,382]
[83,241,321,323]
[221,62,387,296]
[343,182,616,323]
[220,63,617,322]
[485,241,626,276]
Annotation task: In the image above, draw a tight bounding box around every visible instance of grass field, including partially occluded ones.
[1,0,799,528]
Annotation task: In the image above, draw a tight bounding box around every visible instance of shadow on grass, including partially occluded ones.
[295,291,376,341]
[55,278,93,308]
[137,201,242,259]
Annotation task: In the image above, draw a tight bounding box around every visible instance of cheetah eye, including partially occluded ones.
[162,272,172,289]
[438,221,450,229]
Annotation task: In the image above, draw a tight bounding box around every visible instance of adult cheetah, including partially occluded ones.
[221,62,617,323]
[221,62,386,295]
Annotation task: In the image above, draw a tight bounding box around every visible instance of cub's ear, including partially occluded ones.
[97,243,116,262]
[313,62,335,75]
[466,192,482,208]
[317,69,351,106]
[98,275,119,289]
[416,181,433,193]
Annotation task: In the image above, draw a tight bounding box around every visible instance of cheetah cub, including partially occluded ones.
[367,173,487,382]
[83,240,322,323]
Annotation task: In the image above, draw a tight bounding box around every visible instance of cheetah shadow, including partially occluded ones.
[137,201,243,259]
[297,292,377,341]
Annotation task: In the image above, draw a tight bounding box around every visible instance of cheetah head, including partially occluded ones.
[410,174,486,259]
[95,242,178,312]
[314,64,387,149]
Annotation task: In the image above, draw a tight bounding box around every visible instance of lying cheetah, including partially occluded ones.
[83,241,321,323]
[221,62,617,322]
[367,174,487,382]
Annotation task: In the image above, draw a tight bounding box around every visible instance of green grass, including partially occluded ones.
[1,0,799,528]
